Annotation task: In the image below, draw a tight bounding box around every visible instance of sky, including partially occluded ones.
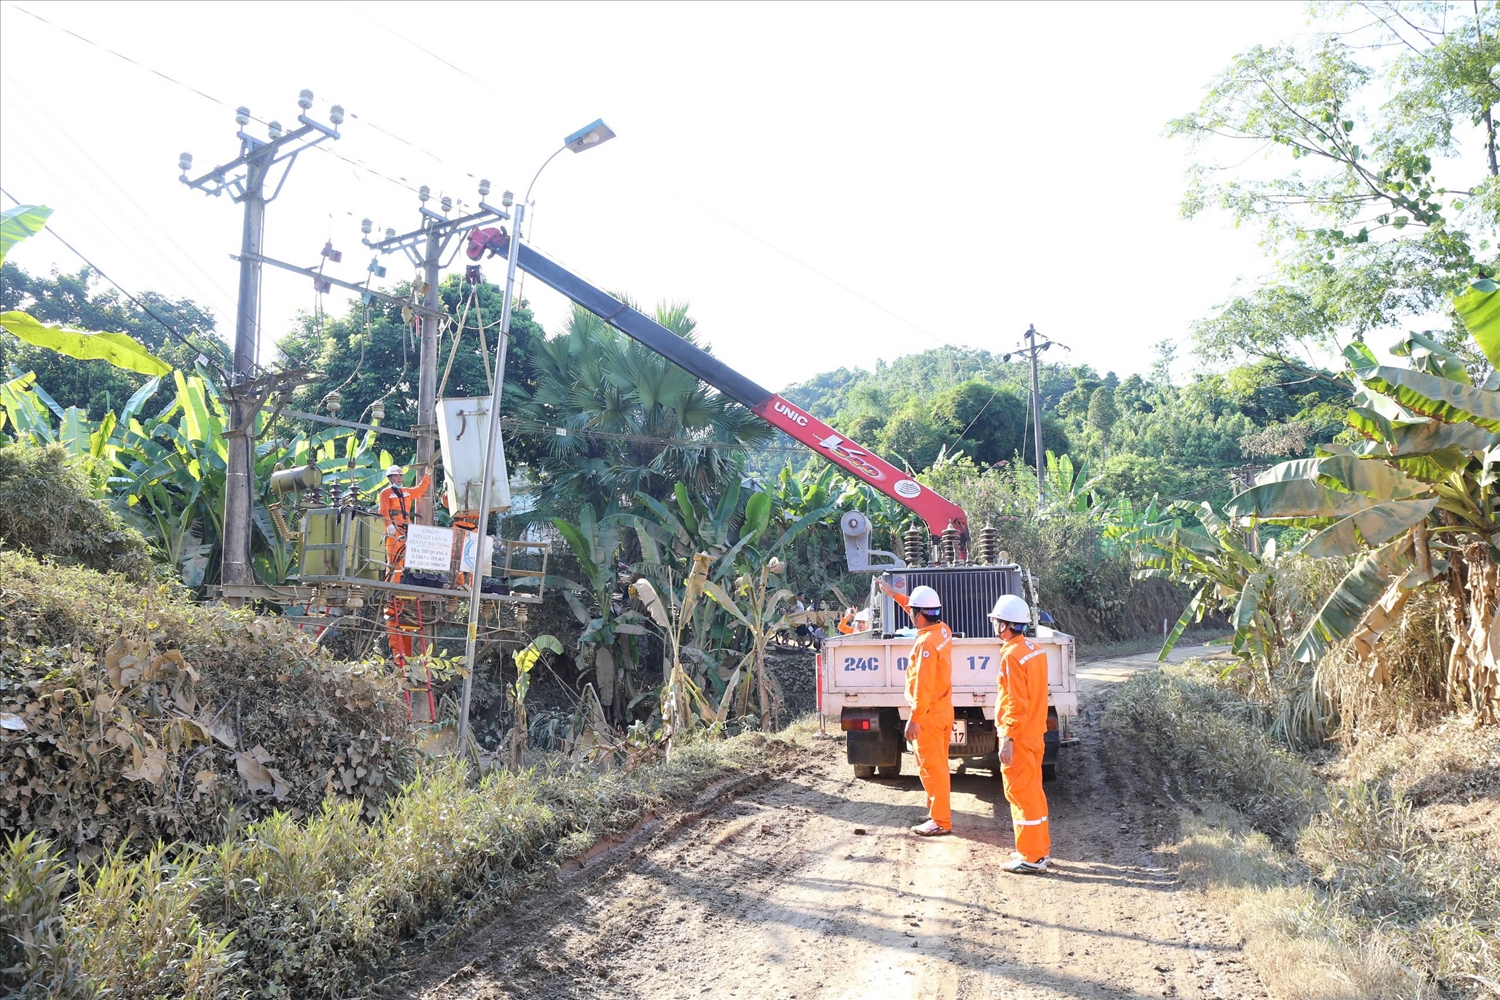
[0,0,1321,393]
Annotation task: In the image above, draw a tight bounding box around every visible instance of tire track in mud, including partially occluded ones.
[402,652,1266,1000]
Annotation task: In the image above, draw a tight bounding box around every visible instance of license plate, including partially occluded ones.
[950,719,967,745]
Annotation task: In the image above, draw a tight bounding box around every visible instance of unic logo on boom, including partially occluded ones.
[817,434,885,480]
[772,400,809,426]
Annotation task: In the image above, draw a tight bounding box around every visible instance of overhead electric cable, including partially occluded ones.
[1,74,238,319]
[0,97,235,340]
[1,185,232,381]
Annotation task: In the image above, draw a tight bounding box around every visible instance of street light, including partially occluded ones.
[524,117,616,206]
[457,118,617,744]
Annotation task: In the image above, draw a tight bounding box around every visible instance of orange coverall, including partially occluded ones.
[997,632,1051,862]
[377,472,430,579]
[896,593,955,830]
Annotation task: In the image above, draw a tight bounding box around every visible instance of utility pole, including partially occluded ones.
[180,92,342,600]
[362,184,513,524]
[1026,325,1045,503]
[1004,324,1067,506]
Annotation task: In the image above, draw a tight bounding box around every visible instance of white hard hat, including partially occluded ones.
[907,585,942,610]
[386,464,404,477]
[988,594,1031,626]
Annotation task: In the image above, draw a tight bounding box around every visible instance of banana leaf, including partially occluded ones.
[58,407,90,456]
[1298,498,1437,557]
[0,205,51,266]
[1225,478,1377,521]
[1,311,171,377]
[1453,279,1499,368]
[1159,583,1207,661]
[1343,343,1500,431]
[1293,537,1414,663]
[1390,330,1470,383]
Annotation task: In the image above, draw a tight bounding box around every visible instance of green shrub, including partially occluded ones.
[0,443,150,580]
[920,459,1186,642]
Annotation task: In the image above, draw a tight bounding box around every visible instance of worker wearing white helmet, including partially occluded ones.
[377,462,431,583]
[879,578,954,836]
[989,593,1051,873]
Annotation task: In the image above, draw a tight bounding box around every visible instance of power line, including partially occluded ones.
[1,76,237,319]
[676,193,952,349]
[0,185,232,381]
[0,94,234,342]
[8,4,233,111]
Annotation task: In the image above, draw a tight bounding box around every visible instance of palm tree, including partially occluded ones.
[522,299,770,521]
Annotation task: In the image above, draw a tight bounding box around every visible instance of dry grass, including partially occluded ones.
[1177,804,1435,1000]
[1109,662,1499,998]
[2,729,806,999]
[0,550,415,857]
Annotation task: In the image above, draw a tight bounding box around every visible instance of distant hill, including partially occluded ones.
[780,344,1094,422]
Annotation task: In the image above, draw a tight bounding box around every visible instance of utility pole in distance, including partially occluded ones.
[1003,325,1067,506]
[361,184,512,523]
[179,92,342,599]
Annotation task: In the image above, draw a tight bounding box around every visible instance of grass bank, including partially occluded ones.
[1106,662,1499,998]
[2,729,807,999]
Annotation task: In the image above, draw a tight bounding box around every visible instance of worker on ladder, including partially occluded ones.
[378,463,430,582]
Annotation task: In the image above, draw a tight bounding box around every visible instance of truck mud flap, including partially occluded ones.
[845,713,902,769]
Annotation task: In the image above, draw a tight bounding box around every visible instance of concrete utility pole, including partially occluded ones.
[362,184,513,524]
[180,92,342,599]
[1026,325,1045,503]
[1004,324,1067,506]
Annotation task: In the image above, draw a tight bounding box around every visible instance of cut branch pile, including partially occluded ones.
[0,550,416,857]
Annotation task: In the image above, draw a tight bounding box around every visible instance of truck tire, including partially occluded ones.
[1041,761,1057,783]
[853,764,877,779]
[877,758,903,777]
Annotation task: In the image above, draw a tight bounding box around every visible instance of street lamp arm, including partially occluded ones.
[524,145,568,206]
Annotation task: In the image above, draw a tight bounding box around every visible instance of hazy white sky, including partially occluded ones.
[0,0,1317,392]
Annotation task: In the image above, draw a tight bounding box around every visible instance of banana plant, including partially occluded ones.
[1108,500,1288,689]
[632,557,715,752]
[622,482,834,706]
[2,365,401,587]
[701,555,796,730]
[551,504,654,721]
[1222,290,1498,719]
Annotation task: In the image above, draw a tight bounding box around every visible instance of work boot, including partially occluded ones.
[1000,851,1050,873]
[911,819,951,837]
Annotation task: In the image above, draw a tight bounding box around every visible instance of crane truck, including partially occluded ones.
[469,226,1077,780]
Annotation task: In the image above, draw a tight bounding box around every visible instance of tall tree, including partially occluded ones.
[1087,385,1120,456]
[931,379,1029,465]
[522,299,771,520]
[1172,2,1499,368]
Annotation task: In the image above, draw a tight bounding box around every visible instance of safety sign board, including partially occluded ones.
[403,524,455,572]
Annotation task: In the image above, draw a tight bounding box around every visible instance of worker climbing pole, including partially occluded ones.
[378,461,437,720]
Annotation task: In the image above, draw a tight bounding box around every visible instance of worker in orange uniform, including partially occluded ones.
[836,606,871,635]
[989,594,1051,873]
[377,463,430,582]
[881,579,954,837]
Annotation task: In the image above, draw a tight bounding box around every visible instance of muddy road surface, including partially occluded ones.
[406,646,1264,1000]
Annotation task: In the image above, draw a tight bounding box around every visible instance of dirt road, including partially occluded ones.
[406,645,1265,1000]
